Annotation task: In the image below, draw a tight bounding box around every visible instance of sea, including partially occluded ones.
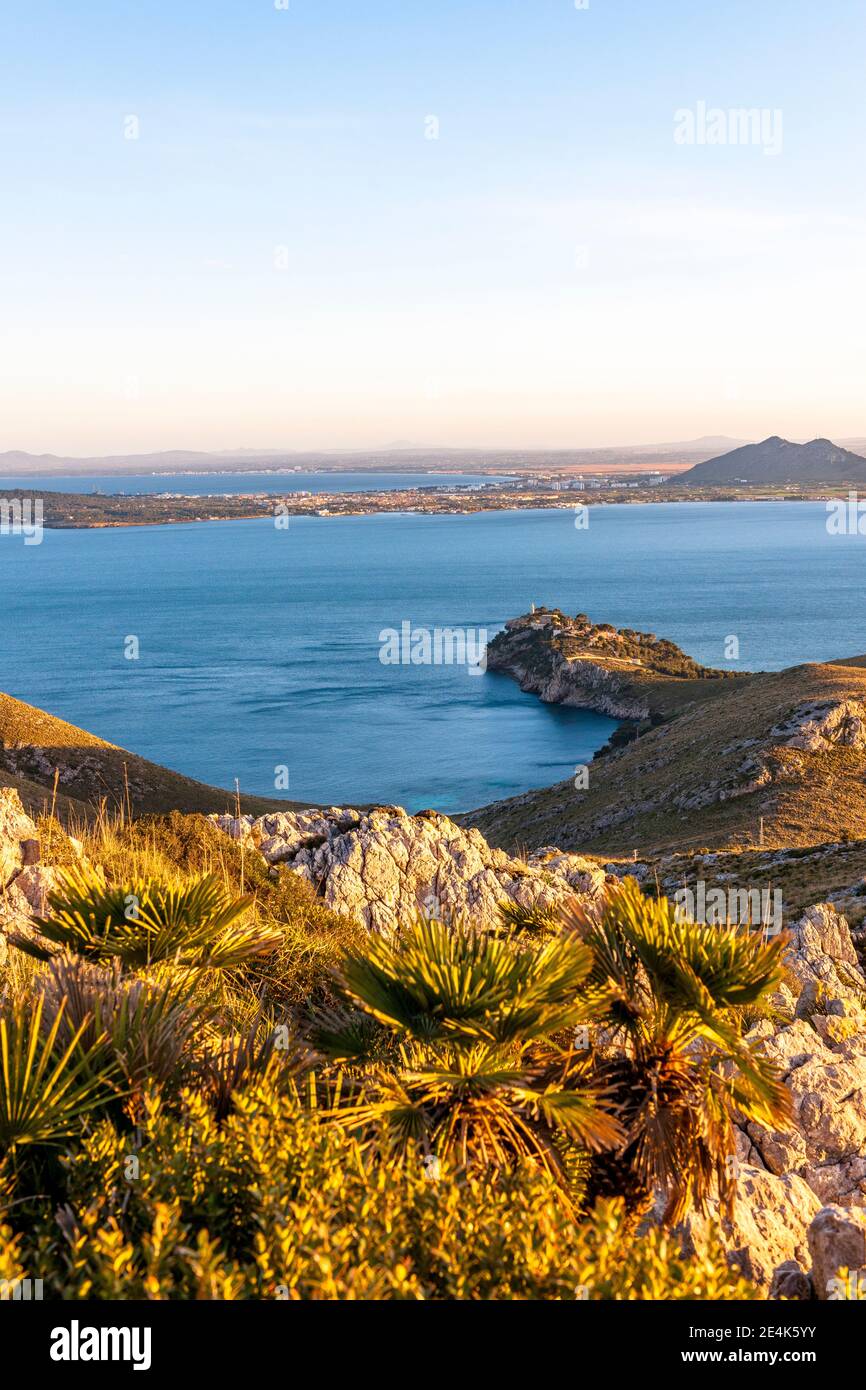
[0,469,510,497]
[1,495,863,812]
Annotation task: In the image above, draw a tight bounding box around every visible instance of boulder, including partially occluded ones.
[13,864,62,916]
[680,1165,821,1292]
[807,1205,866,1300]
[769,1259,813,1301]
[0,788,39,887]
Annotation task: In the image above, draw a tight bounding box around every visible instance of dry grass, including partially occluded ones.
[633,839,866,930]
[3,808,366,1026]
[467,658,866,859]
[74,810,367,1017]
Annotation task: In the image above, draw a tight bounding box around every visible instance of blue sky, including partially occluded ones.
[2,0,864,453]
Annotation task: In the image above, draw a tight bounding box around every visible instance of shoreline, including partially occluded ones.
[0,483,850,531]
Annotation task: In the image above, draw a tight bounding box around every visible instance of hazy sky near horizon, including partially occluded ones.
[2,0,865,456]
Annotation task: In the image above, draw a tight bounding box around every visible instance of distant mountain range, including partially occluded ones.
[0,433,750,478]
[0,437,753,477]
[679,436,866,484]
[6,435,866,481]
[0,449,220,475]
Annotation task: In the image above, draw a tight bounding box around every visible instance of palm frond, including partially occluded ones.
[40,954,208,1097]
[497,900,565,936]
[0,995,119,1150]
[331,1040,622,1176]
[10,868,280,970]
[578,878,787,1015]
[336,916,602,1045]
[199,1019,305,1120]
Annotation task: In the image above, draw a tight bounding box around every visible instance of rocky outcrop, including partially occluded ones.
[734,904,866,1212]
[743,1021,866,1207]
[492,656,651,720]
[486,613,650,718]
[674,901,866,1291]
[680,1165,821,1291]
[0,787,40,887]
[0,788,71,961]
[774,700,866,752]
[785,902,866,1022]
[211,805,610,934]
[807,1205,866,1299]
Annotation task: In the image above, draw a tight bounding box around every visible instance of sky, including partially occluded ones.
[1,0,865,455]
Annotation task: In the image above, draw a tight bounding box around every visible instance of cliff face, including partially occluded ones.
[485,608,734,721]
[487,628,651,719]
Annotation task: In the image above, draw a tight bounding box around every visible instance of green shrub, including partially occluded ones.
[1,1076,757,1300]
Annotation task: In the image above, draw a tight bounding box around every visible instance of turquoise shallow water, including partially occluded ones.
[1,501,864,811]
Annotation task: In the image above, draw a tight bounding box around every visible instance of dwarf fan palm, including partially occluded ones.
[40,954,207,1102]
[323,916,622,1180]
[0,995,118,1151]
[9,868,281,970]
[198,1017,304,1121]
[333,915,613,1044]
[563,878,791,1223]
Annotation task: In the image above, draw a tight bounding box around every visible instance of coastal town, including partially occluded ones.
[0,470,841,530]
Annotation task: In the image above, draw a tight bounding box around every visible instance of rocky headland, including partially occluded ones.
[471,614,866,859]
[485,607,736,720]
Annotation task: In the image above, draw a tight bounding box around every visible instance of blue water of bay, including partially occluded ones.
[0,470,509,497]
[1,501,864,811]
